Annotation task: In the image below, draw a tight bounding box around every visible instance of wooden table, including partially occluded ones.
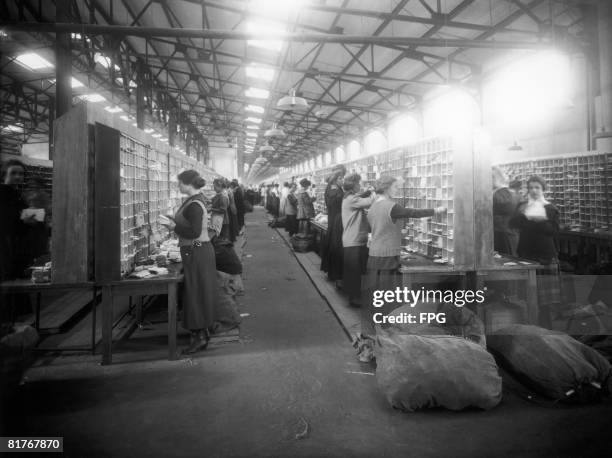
[398,254,544,324]
[399,255,469,287]
[310,220,328,254]
[99,266,183,365]
[474,256,544,325]
[0,280,97,352]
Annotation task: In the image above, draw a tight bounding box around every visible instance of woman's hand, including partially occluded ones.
[434,207,447,215]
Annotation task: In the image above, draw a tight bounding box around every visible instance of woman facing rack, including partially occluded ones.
[341,173,376,308]
[161,170,218,355]
[296,178,316,235]
[211,178,231,242]
[321,165,347,286]
[359,175,446,361]
[285,182,299,237]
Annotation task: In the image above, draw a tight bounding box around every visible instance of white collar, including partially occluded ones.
[527,196,549,206]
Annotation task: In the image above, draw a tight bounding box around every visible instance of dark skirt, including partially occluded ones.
[343,245,368,304]
[228,211,238,242]
[180,242,217,331]
[361,256,403,337]
[285,214,298,236]
[494,231,518,257]
[321,213,344,281]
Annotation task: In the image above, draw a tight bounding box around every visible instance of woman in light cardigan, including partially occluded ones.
[359,176,445,361]
[341,173,376,307]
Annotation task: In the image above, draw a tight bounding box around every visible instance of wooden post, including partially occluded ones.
[136,60,146,129]
[168,110,176,147]
[55,0,72,119]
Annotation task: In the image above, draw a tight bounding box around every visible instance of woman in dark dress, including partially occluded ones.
[161,170,218,355]
[231,179,246,233]
[0,160,28,281]
[211,178,231,242]
[225,178,239,242]
[510,175,561,327]
[492,166,521,256]
[321,165,346,286]
[296,179,316,235]
[285,183,299,236]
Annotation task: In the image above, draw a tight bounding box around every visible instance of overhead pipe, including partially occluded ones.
[1,22,557,49]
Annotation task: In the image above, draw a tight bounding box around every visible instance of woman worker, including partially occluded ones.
[211,178,231,241]
[492,166,521,256]
[321,165,346,286]
[161,170,218,354]
[510,175,561,327]
[359,175,446,362]
[0,160,28,280]
[341,173,376,307]
[296,178,316,235]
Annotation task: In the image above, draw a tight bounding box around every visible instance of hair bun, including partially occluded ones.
[194,176,206,189]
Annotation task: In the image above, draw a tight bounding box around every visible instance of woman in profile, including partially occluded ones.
[161,170,217,354]
[321,165,346,286]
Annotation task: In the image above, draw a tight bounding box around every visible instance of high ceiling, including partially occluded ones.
[1,0,588,180]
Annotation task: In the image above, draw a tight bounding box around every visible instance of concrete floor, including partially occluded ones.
[5,207,612,458]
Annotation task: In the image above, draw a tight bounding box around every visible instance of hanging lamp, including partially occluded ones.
[276,88,308,111]
[259,142,275,153]
[264,122,286,138]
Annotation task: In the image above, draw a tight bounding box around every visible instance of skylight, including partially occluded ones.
[15,53,53,71]
[3,124,24,133]
[246,64,275,82]
[144,128,154,134]
[80,93,106,103]
[247,22,284,52]
[95,53,121,71]
[247,132,258,137]
[152,133,162,138]
[245,87,270,99]
[104,105,123,114]
[246,104,265,114]
[246,117,262,124]
[247,125,259,130]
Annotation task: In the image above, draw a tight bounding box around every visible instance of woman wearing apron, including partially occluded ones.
[162,170,218,355]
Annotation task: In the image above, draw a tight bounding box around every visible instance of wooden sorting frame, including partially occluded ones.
[52,102,219,283]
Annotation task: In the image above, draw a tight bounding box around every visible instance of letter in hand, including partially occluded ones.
[158,214,176,230]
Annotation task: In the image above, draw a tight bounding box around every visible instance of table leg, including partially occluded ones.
[168,282,178,361]
[136,296,143,325]
[35,292,41,331]
[403,273,413,290]
[526,270,539,325]
[101,285,113,365]
[91,287,97,355]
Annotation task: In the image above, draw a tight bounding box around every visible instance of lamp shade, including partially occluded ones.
[259,143,275,153]
[264,123,286,138]
[276,89,308,111]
